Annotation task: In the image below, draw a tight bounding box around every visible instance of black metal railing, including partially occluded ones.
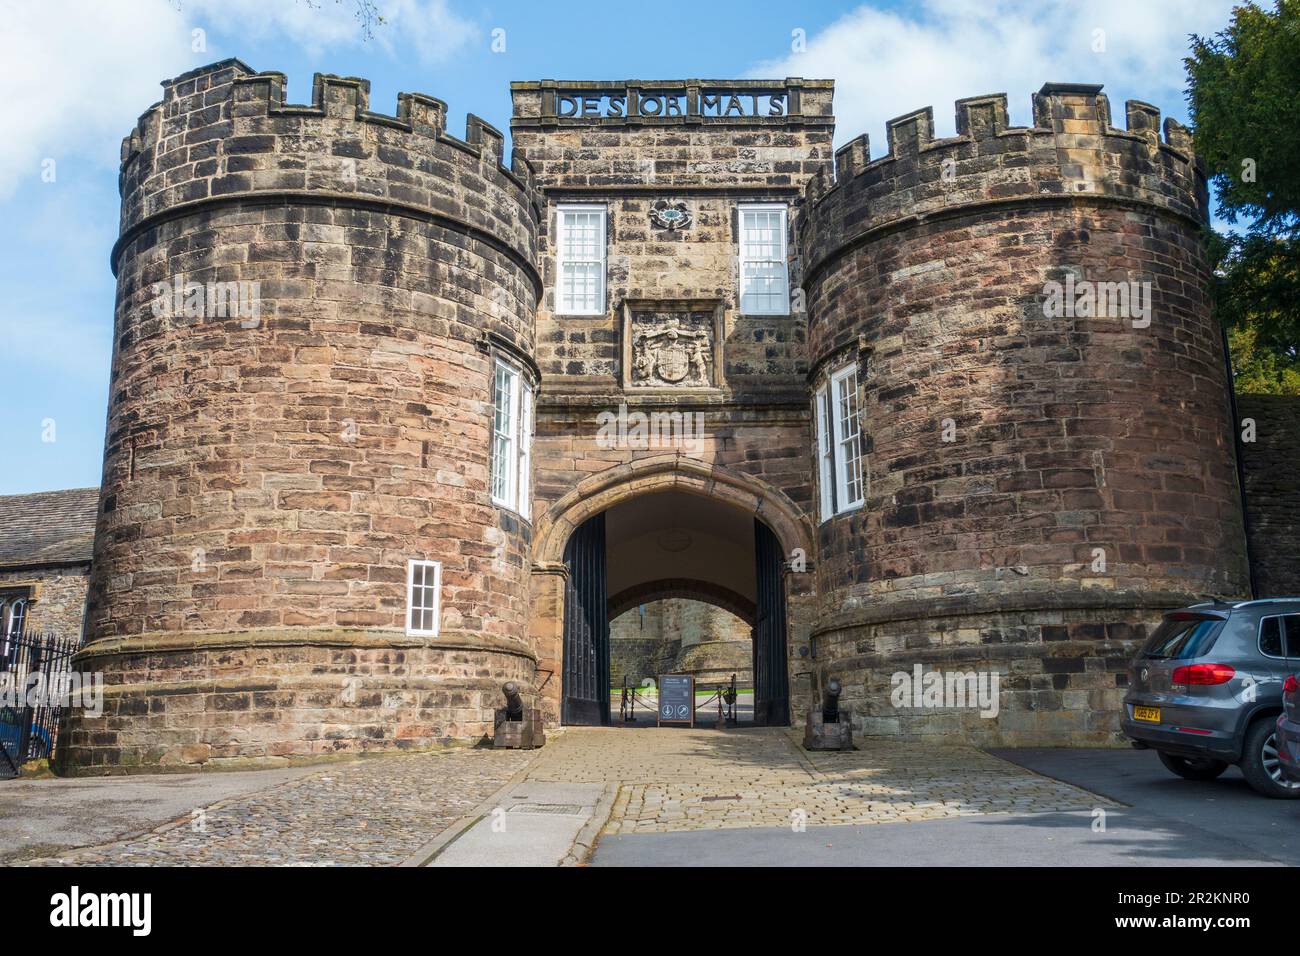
[1,631,79,774]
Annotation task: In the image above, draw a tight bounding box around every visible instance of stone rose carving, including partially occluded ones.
[649,199,692,231]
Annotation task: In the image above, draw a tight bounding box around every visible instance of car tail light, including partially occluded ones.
[1285,675,1299,696]
[1170,663,1236,685]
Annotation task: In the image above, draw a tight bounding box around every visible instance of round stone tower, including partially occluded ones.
[800,84,1250,745]
[59,60,541,773]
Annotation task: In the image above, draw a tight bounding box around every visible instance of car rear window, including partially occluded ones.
[1141,615,1225,659]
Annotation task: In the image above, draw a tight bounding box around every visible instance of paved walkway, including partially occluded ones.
[429,780,605,867]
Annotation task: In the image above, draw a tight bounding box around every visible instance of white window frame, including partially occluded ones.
[555,203,607,315]
[815,361,865,521]
[518,380,533,520]
[1,597,26,658]
[490,359,533,518]
[405,559,442,637]
[815,383,834,523]
[831,363,865,512]
[738,203,790,315]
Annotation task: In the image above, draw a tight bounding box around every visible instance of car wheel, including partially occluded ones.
[1240,718,1300,799]
[1157,750,1229,781]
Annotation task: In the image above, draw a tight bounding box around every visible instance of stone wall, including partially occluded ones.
[799,86,1249,746]
[0,565,90,641]
[610,601,671,685]
[67,65,1258,764]
[511,79,832,511]
[610,598,752,687]
[1238,394,1300,597]
[513,81,831,726]
[59,60,543,773]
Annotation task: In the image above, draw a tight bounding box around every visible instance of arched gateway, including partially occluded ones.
[56,62,1249,774]
[529,456,815,728]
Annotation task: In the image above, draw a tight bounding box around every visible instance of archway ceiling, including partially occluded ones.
[604,490,756,602]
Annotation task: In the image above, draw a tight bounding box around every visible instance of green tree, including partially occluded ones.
[1186,0,1300,393]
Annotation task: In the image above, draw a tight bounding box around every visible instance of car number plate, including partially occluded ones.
[1133,705,1160,723]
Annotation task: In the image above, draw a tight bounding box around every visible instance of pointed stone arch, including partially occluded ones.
[532,454,814,568]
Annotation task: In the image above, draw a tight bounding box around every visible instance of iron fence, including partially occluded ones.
[1,631,79,774]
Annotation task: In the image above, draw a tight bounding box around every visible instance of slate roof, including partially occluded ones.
[0,487,99,570]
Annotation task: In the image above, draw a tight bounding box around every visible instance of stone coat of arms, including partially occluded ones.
[631,316,711,386]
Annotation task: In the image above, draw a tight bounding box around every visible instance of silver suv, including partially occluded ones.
[1122,600,1300,799]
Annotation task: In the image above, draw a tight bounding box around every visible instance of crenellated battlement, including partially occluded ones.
[115,59,539,274]
[800,83,1207,283]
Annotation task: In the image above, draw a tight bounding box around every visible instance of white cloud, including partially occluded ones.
[0,0,193,200]
[372,0,480,64]
[186,0,479,64]
[0,0,479,200]
[752,0,1240,151]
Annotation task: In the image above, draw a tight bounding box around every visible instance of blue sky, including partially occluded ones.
[0,0,1241,494]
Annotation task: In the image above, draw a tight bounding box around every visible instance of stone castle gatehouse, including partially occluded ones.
[57,59,1255,772]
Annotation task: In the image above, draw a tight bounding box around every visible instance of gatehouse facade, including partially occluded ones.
[56,60,1254,773]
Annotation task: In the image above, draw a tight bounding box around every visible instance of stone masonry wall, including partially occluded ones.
[513,81,831,725]
[1238,394,1300,597]
[59,60,543,774]
[511,80,832,509]
[610,598,752,686]
[800,86,1249,746]
[0,565,90,641]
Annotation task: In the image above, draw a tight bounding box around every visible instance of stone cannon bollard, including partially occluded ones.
[493,682,546,749]
[803,678,853,751]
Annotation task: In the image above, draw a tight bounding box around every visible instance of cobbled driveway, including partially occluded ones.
[17,748,533,866]
[527,727,1114,834]
[6,728,1113,865]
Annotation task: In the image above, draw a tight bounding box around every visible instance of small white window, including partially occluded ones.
[815,361,865,520]
[406,560,441,637]
[556,204,606,315]
[2,598,26,654]
[7,599,25,641]
[738,204,790,315]
[490,359,533,517]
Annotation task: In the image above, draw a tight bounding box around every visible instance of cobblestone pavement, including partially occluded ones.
[10,729,1114,865]
[526,727,1114,834]
[22,748,534,866]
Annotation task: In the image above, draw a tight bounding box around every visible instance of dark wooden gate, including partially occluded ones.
[562,513,610,725]
[753,519,790,725]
